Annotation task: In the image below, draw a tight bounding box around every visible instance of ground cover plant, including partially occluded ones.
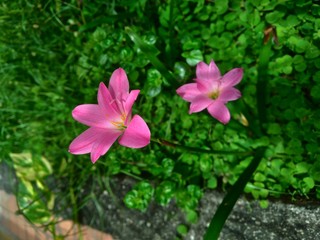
[1,0,320,239]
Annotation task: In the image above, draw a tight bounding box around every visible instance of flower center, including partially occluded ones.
[111,121,126,130]
[208,90,220,100]
[110,112,127,130]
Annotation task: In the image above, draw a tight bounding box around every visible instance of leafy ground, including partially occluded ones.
[1,0,320,237]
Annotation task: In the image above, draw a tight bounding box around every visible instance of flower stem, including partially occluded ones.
[151,138,252,156]
[204,147,266,240]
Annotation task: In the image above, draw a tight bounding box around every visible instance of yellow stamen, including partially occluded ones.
[120,113,126,122]
[111,120,126,130]
[208,90,219,100]
[110,113,127,130]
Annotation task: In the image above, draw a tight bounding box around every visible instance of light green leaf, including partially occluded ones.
[182,49,203,66]
[303,177,315,189]
[208,177,218,189]
[295,162,311,174]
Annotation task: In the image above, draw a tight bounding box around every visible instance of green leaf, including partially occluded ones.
[215,0,229,15]
[123,181,154,211]
[287,36,310,53]
[182,117,193,129]
[182,39,202,51]
[93,27,107,42]
[293,55,307,72]
[313,71,320,83]
[177,224,188,236]
[182,49,203,66]
[185,209,198,224]
[267,123,282,135]
[282,15,300,28]
[249,9,261,26]
[296,0,312,7]
[283,66,292,75]
[10,152,52,181]
[207,32,233,49]
[125,27,175,85]
[199,155,213,172]
[161,158,175,177]
[175,185,202,211]
[16,180,53,225]
[266,11,285,24]
[310,161,320,182]
[295,107,310,118]
[259,200,269,208]
[303,177,315,189]
[317,189,320,199]
[305,45,320,59]
[306,143,319,154]
[287,139,304,155]
[254,172,266,182]
[250,136,270,148]
[145,68,162,97]
[155,181,175,206]
[174,61,192,82]
[207,177,218,189]
[194,0,205,14]
[201,28,211,40]
[187,185,202,199]
[311,85,320,99]
[295,162,311,174]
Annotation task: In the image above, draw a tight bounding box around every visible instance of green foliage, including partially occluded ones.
[1,0,320,237]
[176,224,188,236]
[10,152,55,226]
[124,181,154,211]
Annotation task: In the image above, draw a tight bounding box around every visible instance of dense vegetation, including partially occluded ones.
[1,0,319,238]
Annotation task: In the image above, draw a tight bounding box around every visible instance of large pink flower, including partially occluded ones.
[176,60,243,124]
[69,68,151,163]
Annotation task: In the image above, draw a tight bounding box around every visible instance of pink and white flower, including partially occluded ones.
[176,60,243,124]
[69,68,151,163]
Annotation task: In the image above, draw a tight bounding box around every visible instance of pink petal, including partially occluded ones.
[108,68,129,100]
[196,60,221,82]
[90,129,122,163]
[189,95,213,113]
[219,88,241,102]
[176,83,201,102]
[207,101,231,124]
[125,90,140,115]
[118,115,150,148]
[72,104,111,128]
[221,68,243,88]
[98,82,120,118]
[69,127,102,155]
[196,78,220,93]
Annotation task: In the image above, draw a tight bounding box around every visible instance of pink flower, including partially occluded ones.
[176,60,243,124]
[69,68,151,163]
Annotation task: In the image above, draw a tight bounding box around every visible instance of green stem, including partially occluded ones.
[151,138,252,156]
[120,170,144,181]
[104,175,117,203]
[257,40,272,133]
[204,147,266,240]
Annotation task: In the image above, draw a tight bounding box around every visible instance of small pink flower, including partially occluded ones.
[176,60,243,124]
[69,68,151,163]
